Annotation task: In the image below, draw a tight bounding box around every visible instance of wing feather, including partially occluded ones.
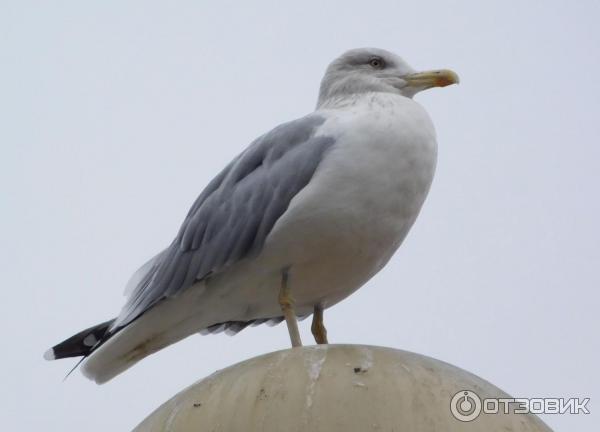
[111,114,334,330]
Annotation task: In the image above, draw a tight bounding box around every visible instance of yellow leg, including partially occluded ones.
[311,304,328,344]
[279,269,302,347]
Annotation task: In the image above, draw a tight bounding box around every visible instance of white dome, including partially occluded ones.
[135,345,552,431]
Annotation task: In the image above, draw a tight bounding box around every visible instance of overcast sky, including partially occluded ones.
[2,1,599,430]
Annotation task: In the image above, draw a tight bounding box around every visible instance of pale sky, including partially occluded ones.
[2,1,599,430]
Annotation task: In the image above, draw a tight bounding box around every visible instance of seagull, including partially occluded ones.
[44,48,458,384]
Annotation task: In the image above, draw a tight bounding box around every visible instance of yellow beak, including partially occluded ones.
[404,69,460,89]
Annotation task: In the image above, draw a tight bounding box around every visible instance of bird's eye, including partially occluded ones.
[368,57,384,69]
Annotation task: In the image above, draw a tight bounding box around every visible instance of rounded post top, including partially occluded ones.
[135,345,552,432]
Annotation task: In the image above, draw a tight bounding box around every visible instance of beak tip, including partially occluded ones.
[441,70,460,87]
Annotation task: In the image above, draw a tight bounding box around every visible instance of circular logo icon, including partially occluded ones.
[450,390,482,422]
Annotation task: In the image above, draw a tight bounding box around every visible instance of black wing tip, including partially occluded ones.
[44,318,115,361]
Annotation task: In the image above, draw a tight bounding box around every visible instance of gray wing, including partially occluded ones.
[111,114,334,330]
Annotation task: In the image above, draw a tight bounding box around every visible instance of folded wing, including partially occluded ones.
[112,114,335,331]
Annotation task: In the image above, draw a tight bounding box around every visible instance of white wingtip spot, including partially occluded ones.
[83,334,98,347]
[43,348,56,361]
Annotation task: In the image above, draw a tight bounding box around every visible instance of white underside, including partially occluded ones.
[82,92,437,383]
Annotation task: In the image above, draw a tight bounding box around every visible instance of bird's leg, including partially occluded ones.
[311,304,328,344]
[279,268,302,347]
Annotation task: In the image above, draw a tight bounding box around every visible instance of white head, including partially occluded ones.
[317,47,458,107]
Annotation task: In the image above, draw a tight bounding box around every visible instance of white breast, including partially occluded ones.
[260,92,438,310]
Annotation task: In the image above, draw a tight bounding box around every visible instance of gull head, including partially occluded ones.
[317,47,459,107]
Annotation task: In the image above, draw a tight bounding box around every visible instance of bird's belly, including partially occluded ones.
[220,119,436,318]
[205,96,437,321]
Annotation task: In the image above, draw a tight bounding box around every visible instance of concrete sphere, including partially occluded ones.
[135,345,552,431]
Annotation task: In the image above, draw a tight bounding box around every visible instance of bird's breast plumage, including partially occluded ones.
[259,93,438,309]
